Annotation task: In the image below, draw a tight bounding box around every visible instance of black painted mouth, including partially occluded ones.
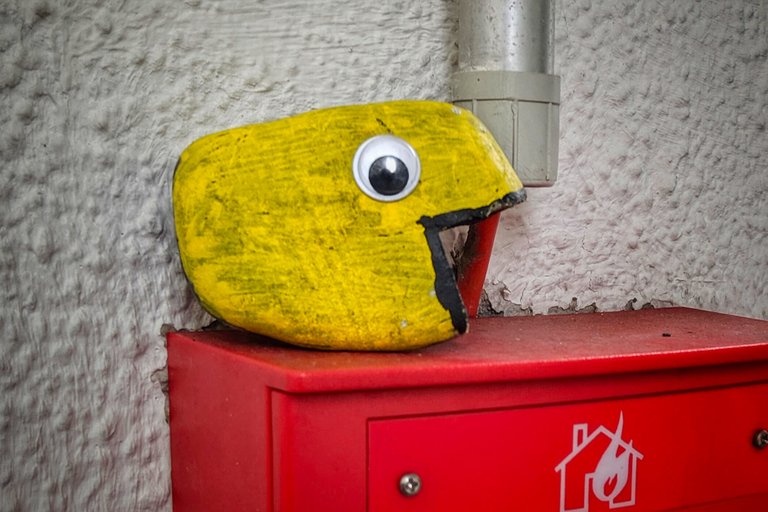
[418,190,526,334]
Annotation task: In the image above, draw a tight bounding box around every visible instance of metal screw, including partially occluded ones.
[753,429,768,449]
[399,473,422,497]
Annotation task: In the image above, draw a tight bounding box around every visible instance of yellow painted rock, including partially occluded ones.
[173,100,524,350]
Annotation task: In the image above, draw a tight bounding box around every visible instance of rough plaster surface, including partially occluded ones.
[488,0,768,318]
[0,0,765,509]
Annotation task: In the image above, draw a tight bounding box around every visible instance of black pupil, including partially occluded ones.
[369,156,409,196]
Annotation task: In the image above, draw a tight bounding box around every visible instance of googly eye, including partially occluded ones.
[352,135,420,201]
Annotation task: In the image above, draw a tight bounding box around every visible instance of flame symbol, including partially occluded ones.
[591,413,631,502]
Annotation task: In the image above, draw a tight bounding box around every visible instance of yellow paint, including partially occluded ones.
[173,101,523,350]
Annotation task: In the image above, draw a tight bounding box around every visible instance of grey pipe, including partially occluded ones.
[453,0,560,187]
[458,0,554,74]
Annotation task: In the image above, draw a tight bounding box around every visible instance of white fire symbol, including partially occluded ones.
[592,414,631,502]
[555,413,643,512]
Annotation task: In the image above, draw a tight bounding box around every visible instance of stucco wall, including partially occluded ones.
[1,0,765,509]
[488,0,768,318]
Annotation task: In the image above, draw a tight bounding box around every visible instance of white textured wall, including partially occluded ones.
[1,0,765,509]
[488,0,768,318]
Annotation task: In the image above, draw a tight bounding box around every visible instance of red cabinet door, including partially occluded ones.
[369,383,768,512]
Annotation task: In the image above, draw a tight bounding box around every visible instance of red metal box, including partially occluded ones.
[168,308,768,511]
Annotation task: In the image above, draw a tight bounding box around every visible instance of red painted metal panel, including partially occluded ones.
[170,308,768,393]
[271,391,370,511]
[168,333,273,512]
[369,384,768,511]
[167,309,768,511]
[670,494,768,511]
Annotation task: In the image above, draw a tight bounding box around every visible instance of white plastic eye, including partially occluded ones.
[352,135,421,202]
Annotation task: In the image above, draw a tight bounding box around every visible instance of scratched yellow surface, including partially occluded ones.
[173,100,523,350]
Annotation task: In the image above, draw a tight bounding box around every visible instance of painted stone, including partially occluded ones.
[173,100,525,350]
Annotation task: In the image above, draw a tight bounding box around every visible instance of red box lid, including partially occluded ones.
[168,307,768,393]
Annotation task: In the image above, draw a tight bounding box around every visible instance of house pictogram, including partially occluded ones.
[555,413,643,512]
